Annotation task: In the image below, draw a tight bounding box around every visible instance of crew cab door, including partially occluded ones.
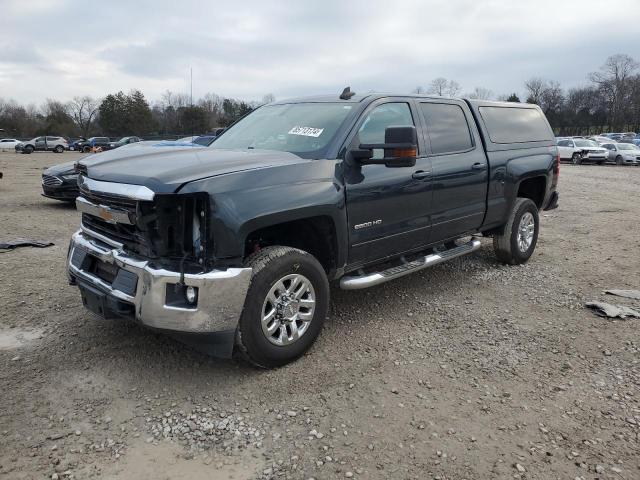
[34,136,46,150]
[417,100,488,242]
[344,99,433,266]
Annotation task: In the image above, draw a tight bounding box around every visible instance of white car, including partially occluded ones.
[0,138,21,151]
[557,138,608,164]
[602,142,640,165]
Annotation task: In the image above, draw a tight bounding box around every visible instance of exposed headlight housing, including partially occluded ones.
[61,174,79,180]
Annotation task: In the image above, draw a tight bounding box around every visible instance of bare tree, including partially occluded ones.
[447,80,461,97]
[466,87,493,100]
[524,77,546,105]
[66,96,99,137]
[539,80,563,114]
[412,86,426,94]
[261,93,276,104]
[427,78,461,97]
[427,78,449,96]
[590,54,639,129]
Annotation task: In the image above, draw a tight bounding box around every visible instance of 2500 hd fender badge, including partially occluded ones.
[354,219,382,230]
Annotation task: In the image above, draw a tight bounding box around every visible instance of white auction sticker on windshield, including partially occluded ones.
[288,126,324,137]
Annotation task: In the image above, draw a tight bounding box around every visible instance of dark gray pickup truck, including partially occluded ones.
[67,90,559,367]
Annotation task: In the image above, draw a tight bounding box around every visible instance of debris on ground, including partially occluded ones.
[604,289,640,301]
[585,301,640,319]
[0,238,54,251]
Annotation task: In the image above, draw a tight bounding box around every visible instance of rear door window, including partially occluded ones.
[478,106,553,144]
[419,103,473,155]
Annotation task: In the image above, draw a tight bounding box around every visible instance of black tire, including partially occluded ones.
[597,161,604,165]
[493,198,539,265]
[83,146,91,153]
[236,246,329,368]
[615,155,623,166]
[54,145,64,153]
[23,145,34,154]
[571,153,582,165]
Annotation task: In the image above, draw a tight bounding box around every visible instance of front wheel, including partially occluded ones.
[83,146,91,153]
[615,155,623,166]
[571,153,582,165]
[493,198,539,265]
[236,246,329,368]
[23,145,34,154]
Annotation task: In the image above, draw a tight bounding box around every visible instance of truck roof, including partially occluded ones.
[272,93,538,109]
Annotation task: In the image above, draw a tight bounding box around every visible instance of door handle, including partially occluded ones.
[471,163,487,170]
[412,170,432,180]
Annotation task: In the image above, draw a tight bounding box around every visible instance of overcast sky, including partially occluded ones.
[2,0,638,105]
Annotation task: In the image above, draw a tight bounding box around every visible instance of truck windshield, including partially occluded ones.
[210,103,354,158]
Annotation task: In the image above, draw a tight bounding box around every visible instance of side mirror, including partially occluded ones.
[354,126,418,168]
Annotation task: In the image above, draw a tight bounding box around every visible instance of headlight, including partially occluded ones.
[61,174,78,180]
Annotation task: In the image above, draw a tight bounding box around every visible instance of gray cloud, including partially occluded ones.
[1,0,638,104]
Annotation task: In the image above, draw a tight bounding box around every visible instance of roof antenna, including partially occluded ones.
[340,86,355,100]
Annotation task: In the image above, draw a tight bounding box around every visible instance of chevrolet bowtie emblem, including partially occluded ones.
[98,206,115,223]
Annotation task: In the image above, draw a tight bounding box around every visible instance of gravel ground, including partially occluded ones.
[1,151,639,480]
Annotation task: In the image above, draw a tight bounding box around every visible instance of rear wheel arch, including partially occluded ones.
[515,176,547,210]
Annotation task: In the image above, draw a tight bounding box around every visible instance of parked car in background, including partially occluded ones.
[177,136,199,143]
[109,136,142,149]
[631,138,640,147]
[603,133,623,141]
[588,135,611,144]
[0,138,22,151]
[74,137,111,153]
[16,136,68,154]
[601,142,640,165]
[193,134,217,146]
[557,138,608,164]
[68,137,87,150]
[41,161,79,202]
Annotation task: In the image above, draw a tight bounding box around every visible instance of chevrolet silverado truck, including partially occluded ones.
[67,90,559,367]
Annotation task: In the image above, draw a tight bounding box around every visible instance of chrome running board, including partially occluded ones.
[339,237,482,290]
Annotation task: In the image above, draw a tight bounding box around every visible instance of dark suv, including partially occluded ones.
[75,137,111,153]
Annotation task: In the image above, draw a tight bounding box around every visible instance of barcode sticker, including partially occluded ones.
[288,126,324,137]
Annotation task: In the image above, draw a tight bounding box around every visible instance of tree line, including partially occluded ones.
[0,90,272,139]
[417,54,640,135]
[1,54,639,139]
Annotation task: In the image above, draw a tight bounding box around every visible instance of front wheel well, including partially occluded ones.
[244,216,338,275]
[516,177,546,209]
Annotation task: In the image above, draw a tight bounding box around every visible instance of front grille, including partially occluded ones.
[42,174,62,186]
[78,185,149,254]
[79,184,137,210]
[82,214,138,244]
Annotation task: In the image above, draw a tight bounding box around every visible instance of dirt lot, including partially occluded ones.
[0,151,639,480]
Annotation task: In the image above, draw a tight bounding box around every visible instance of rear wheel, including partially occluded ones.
[54,145,64,153]
[493,198,539,265]
[571,153,582,165]
[236,246,329,368]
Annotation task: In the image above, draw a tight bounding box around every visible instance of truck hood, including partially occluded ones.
[79,146,310,193]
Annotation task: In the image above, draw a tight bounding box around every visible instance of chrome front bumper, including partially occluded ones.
[67,230,252,333]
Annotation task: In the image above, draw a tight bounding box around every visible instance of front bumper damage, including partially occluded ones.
[67,229,252,356]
